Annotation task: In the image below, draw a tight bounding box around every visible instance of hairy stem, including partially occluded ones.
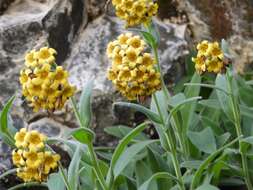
[226,74,253,190]
[88,142,109,190]
[153,94,185,190]
[70,97,108,190]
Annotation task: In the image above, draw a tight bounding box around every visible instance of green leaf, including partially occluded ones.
[242,136,253,145]
[139,30,157,48]
[47,172,66,190]
[104,125,147,140]
[0,95,16,147]
[182,73,201,131]
[196,183,220,190]
[151,91,169,120]
[114,140,157,177]
[190,136,241,189]
[114,102,162,124]
[136,160,157,189]
[106,122,149,184]
[221,39,231,58]
[147,149,173,189]
[187,127,217,154]
[216,133,231,148]
[110,122,149,169]
[240,104,253,119]
[68,145,81,190]
[198,99,221,110]
[79,81,93,128]
[215,74,234,121]
[139,172,179,190]
[71,127,95,144]
[181,161,202,169]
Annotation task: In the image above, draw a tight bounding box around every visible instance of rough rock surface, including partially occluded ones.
[0,0,253,184]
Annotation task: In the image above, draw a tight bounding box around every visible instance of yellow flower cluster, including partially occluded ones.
[112,0,158,27]
[12,128,60,182]
[107,33,161,100]
[20,47,76,112]
[192,41,225,74]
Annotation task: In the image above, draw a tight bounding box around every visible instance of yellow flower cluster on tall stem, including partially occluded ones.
[20,47,76,112]
[192,41,225,74]
[112,0,158,27]
[12,128,60,182]
[107,33,161,100]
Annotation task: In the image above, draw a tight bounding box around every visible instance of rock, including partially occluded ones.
[28,118,67,137]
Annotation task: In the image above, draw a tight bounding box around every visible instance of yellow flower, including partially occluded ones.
[13,129,60,183]
[207,42,224,59]
[197,40,209,54]
[107,33,161,100]
[43,151,60,174]
[206,58,224,73]
[127,35,145,51]
[112,0,158,27]
[19,70,29,84]
[35,47,56,64]
[192,56,206,74]
[132,1,146,17]
[12,150,25,166]
[17,167,40,182]
[125,47,139,63]
[193,41,225,74]
[23,150,44,169]
[14,128,28,148]
[112,0,122,6]
[20,47,75,112]
[24,130,46,151]
[61,85,76,103]
[25,50,38,67]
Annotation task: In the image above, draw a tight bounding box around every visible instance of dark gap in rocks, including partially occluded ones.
[43,10,71,65]
[0,0,15,15]
[70,0,84,34]
[157,0,188,24]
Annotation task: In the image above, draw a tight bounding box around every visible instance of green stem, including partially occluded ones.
[153,94,185,190]
[8,182,47,190]
[0,168,16,180]
[152,46,188,157]
[70,97,108,190]
[58,163,72,190]
[153,46,170,99]
[226,74,253,190]
[88,142,109,190]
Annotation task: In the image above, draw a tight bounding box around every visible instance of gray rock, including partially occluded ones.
[28,117,69,137]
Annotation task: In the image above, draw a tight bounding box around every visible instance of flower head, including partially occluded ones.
[13,128,61,183]
[112,0,159,27]
[107,33,161,100]
[20,47,75,112]
[192,41,226,74]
